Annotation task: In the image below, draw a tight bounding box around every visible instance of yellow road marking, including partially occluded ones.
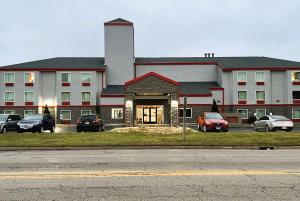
[0,170,299,179]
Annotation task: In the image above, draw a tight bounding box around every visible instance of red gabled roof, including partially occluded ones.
[125,72,179,86]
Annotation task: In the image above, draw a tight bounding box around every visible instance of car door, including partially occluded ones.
[42,115,50,129]
[257,116,268,129]
[6,115,18,131]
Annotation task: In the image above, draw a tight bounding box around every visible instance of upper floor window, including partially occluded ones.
[237,72,247,82]
[61,92,71,102]
[82,92,91,102]
[256,91,265,101]
[24,92,34,102]
[291,72,300,82]
[24,72,34,83]
[4,92,14,102]
[238,91,247,101]
[255,72,266,82]
[81,73,91,83]
[4,72,15,83]
[61,73,71,83]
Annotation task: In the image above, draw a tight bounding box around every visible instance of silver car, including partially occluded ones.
[253,115,293,132]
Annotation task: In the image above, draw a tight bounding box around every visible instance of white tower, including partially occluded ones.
[104,18,135,85]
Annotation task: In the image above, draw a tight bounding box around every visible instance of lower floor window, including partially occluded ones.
[256,109,266,119]
[24,110,35,118]
[112,108,123,119]
[60,110,71,120]
[179,108,192,118]
[81,110,91,115]
[4,110,15,114]
[292,109,300,119]
[237,109,248,119]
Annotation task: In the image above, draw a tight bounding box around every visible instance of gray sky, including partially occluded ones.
[1,0,300,66]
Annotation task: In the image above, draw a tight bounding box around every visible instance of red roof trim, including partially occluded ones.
[135,62,217,66]
[209,87,224,91]
[0,68,105,72]
[100,94,125,97]
[179,94,212,97]
[222,67,300,72]
[125,72,179,86]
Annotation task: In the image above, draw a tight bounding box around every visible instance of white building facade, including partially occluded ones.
[2,18,300,126]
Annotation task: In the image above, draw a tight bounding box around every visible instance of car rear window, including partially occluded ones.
[80,115,96,121]
[270,115,289,121]
[205,113,223,120]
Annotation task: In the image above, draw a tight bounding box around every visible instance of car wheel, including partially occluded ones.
[50,126,55,133]
[39,126,44,133]
[202,125,207,132]
[1,127,7,134]
[253,124,257,131]
[197,124,201,131]
[265,125,269,132]
[17,130,23,133]
[77,129,81,133]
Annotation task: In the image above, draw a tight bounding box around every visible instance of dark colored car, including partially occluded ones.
[0,114,22,133]
[76,115,104,132]
[17,114,55,133]
[197,112,229,132]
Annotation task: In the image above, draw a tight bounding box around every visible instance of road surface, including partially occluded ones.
[0,149,299,200]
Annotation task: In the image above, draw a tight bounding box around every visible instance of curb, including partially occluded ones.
[0,145,300,151]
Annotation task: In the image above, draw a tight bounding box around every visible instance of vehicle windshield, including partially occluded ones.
[0,115,8,121]
[24,114,43,121]
[205,113,223,120]
[80,115,96,121]
[270,115,289,121]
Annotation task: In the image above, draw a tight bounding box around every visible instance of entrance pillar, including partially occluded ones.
[170,92,179,127]
[125,93,134,127]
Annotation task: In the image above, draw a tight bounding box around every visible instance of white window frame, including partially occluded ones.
[81,110,92,115]
[24,72,35,83]
[292,109,300,119]
[237,90,247,101]
[4,91,15,102]
[4,110,15,114]
[255,71,266,82]
[81,72,92,83]
[24,91,35,102]
[24,110,35,118]
[237,71,247,82]
[61,72,71,83]
[179,108,192,118]
[81,91,91,102]
[4,72,15,83]
[111,108,124,119]
[60,110,72,120]
[255,90,266,101]
[237,109,248,119]
[61,91,71,102]
[256,109,266,118]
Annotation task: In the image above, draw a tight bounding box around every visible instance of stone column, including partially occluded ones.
[170,93,178,127]
[125,94,134,127]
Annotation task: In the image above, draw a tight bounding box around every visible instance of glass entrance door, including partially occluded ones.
[143,107,157,124]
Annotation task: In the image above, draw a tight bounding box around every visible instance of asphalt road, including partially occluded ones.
[0,149,299,201]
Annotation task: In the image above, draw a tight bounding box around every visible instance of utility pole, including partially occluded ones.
[183,96,187,141]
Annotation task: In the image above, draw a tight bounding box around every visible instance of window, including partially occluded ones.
[24,110,35,118]
[237,109,248,119]
[259,116,269,121]
[81,110,92,115]
[256,109,266,119]
[61,73,71,83]
[81,73,91,83]
[24,72,34,83]
[291,72,300,81]
[237,72,247,82]
[61,92,71,102]
[292,91,300,99]
[255,72,266,82]
[24,92,34,102]
[256,91,265,100]
[82,92,91,101]
[112,108,123,119]
[238,91,247,101]
[4,72,15,83]
[179,108,192,118]
[4,110,15,114]
[4,92,14,102]
[292,109,300,119]
[60,110,71,120]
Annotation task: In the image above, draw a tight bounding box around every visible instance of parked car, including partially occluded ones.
[197,112,229,132]
[0,114,22,133]
[76,114,104,132]
[17,114,55,133]
[253,115,293,132]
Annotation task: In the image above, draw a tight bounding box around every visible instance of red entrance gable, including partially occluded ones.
[125,72,179,86]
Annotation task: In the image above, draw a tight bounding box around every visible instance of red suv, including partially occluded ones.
[197,112,229,132]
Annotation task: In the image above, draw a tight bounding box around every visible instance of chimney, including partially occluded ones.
[212,53,215,57]
[204,53,208,58]
[207,53,211,58]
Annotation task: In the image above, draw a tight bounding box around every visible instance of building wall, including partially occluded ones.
[100,97,124,105]
[105,25,134,85]
[136,65,218,82]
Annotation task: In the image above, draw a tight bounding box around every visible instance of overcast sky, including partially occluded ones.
[1,0,300,66]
